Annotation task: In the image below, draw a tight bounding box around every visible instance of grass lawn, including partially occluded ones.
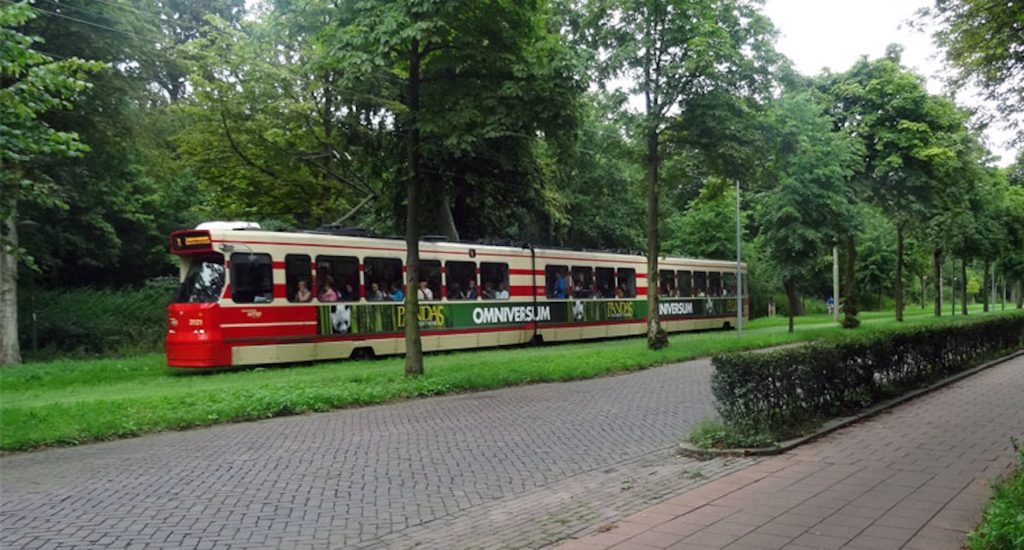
[1,304,1017,452]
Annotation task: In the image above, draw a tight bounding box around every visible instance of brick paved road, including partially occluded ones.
[1,357,755,549]
[560,353,1024,550]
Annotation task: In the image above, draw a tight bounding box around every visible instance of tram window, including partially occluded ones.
[616,268,636,298]
[446,261,477,299]
[659,270,677,297]
[176,254,225,303]
[285,255,313,303]
[723,272,737,297]
[709,272,723,297]
[364,257,402,301]
[594,267,615,298]
[420,260,441,300]
[694,271,708,296]
[571,266,592,298]
[480,262,509,299]
[316,255,359,302]
[230,253,273,303]
[678,271,692,297]
[545,265,569,299]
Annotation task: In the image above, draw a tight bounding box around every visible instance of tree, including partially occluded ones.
[664,184,744,261]
[756,91,859,332]
[922,0,1024,142]
[333,0,581,375]
[584,0,779,349]
[824,48,965,322]
[1,2,102,365]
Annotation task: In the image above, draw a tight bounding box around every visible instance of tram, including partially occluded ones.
[166,223,747,368]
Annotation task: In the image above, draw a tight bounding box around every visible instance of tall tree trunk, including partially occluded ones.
[982,260,990,312]
[0,212,20,365]
[895,224,904,321]
[645,127,666,349]
[1017,279,1023,309]
[784,277,797,333]
[961,259,968,316]
[404,39,424,377]
[920,275,926,310]
[841,236,860,328]
[435,185,459,241]
[933,248,942,317]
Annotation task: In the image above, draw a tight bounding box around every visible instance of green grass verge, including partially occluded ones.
[968,446,1024,550]
[0,304,1015,452]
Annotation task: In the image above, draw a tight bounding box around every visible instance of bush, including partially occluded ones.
[17,277,177,359]
[711,314,1024,433]
[689,419,777,450]
[968,445,1024,550]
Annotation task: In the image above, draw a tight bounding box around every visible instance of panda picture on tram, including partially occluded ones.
[330,305,352,334]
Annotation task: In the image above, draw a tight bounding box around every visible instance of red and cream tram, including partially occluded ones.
[167,223,747,368]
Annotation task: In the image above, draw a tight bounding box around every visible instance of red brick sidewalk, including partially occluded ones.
[558,354,1024,550]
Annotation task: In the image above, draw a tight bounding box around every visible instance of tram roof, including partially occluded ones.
[200,228,745,270]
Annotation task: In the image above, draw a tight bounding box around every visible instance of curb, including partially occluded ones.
[679,346,1024,459]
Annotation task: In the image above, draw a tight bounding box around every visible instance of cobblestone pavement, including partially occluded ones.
[1,357,756,549]
[559,354,1024,550]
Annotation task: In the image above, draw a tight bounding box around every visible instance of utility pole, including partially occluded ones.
[735,179,743,337]
[832,246,840,323]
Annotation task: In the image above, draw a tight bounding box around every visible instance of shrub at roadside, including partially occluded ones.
[688,419,777,449]
[17,277,177,359]
[710,314,1024,436]
[968,445,1024,550]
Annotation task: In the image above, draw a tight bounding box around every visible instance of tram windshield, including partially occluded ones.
[176,254,225,303]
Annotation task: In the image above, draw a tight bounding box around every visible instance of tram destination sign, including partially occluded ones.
[170,231,214,253]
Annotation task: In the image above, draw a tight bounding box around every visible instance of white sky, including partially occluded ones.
[762,0,1017,166]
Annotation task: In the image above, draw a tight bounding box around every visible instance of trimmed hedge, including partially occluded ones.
[711,314,1024,432]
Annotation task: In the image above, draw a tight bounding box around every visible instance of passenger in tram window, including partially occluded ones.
[466,279,478,299]
[482,282,496,300]
[615,285,625,299]
[574,280,588,298]
[341,283,357,301]
[417,280,434,301]
[388,282,404,301]
[553,270,568,299]
[367,282,386,301]
[496,281,510,300]
[294,279,313,302]
[449,282,465,300]
[319,277,339,302]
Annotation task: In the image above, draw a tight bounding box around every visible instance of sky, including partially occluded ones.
[762,0,1017,166]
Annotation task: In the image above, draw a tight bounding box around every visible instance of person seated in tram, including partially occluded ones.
[553,270,568,299]
[389,282,404,301]
[465,279,478,299]
[448,282,465,300]
[417,280,434,301]
[341,282,357,301]
[481,282,496,300]
[367,282,386,301]
[294,279,313,302]
[574,280,589,298]
[319,277,339,302]
[495,281,510,300]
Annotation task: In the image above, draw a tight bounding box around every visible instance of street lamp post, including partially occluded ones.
[735,179,743,337]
